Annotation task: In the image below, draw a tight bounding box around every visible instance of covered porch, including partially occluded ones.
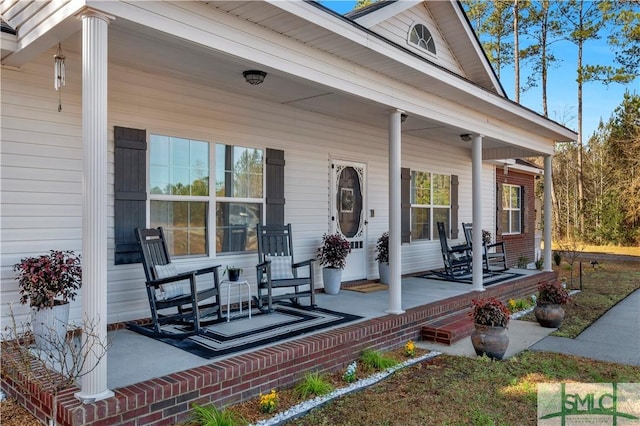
[1,1,577,420]
[2,270,554,425]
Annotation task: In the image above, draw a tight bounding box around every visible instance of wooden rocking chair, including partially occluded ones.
[133,227,222,338]
[255,224,316,313]
[462,223,508,272]
[436,222,472,278]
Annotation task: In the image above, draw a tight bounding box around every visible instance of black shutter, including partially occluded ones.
[114,126,147,265]
[265,148,285,225]
[521,185,528,233]
[496,183,503,236]
[401,167,411,244]
[450,175,459,239]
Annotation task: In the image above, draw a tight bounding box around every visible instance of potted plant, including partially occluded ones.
[223,266,243,282]
[468,297,510,360]
[317,233,351,294]
[534,280,570,328]
[13,250,82,350]
[375,232,389,285]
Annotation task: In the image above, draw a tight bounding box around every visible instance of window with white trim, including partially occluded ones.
[214,144,263,254]
[410,171,450,240]
[148,134,263,257]
[501,184,521,234]
[409,24,436,55]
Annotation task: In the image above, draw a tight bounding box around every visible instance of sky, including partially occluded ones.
[319,1,640,140]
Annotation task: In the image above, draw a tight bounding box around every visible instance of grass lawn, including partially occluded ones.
[283,261,640,426]
[3,259,640,426]
[285,352,640,426]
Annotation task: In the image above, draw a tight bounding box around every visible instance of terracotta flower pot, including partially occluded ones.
[470,323,509,360]
[534,303,565,328]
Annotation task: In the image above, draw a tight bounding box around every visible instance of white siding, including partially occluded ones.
[369,4,466,78]
[1,48,491,328]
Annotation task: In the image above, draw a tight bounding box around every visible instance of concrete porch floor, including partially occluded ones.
[4,268,556,425]
[106,270,541,389]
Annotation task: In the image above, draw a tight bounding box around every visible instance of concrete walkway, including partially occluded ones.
[419,289,640,366]
[530,289,640,366]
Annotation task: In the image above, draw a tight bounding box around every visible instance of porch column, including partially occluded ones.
[543,155,553,272]
[471,135,485,292]
[75,9,115,403]
[386,109,404,314]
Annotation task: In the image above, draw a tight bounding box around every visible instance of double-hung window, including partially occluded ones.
[149,135,209,256]
[148,134,263,257]
[410,171,451,240]
[215,144,263,254]
[501,184,521,234]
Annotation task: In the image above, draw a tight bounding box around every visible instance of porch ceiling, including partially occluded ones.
[93,17,534,156]
[3,0,569,158]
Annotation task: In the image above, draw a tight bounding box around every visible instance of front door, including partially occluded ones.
[331,160,367,281]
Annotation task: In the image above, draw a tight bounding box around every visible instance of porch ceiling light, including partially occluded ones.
[460,134,472,142]
[243,70,267,85]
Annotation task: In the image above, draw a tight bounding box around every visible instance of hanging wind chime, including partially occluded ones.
[54,43,66,112]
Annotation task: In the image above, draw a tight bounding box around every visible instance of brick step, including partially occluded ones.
[421,310,474,345]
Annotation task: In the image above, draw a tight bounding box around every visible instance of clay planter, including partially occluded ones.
[534,303,565,328]
[471,324,509,360]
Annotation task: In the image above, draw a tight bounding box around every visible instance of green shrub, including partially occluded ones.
[507,298,532,313]
[517,256,529,269]
[359,349,399,370]
[189,403,247,426]
[294,371,334,399]
[535,257,544,270]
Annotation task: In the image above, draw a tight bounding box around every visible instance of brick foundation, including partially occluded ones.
[2,271,556,425]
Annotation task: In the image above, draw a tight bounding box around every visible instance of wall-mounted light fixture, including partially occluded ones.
[400,113,408,123]
[460,134,472,142]
[243,70,267,85]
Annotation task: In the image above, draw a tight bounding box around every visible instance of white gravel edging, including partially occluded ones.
[251,351,442,426]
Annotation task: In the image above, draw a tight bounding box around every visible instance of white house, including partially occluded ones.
[1,0,576,402]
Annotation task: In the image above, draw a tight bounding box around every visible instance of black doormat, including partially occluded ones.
[418,270,524,286]
[127,303,363,359]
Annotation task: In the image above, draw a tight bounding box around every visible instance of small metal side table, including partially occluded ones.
[221,279,252,322]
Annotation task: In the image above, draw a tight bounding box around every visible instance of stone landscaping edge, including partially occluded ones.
[251,351,443,426]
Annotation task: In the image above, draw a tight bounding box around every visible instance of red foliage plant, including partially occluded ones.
[537,280,571,305]
[317,233,351,269]
[13,250,82,311]
[469,297,510,327]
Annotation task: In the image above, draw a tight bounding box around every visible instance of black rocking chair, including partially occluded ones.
[255,224,316,313]
[462,223,508,272]
[133,227,222,338]
[437,222,472,277]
